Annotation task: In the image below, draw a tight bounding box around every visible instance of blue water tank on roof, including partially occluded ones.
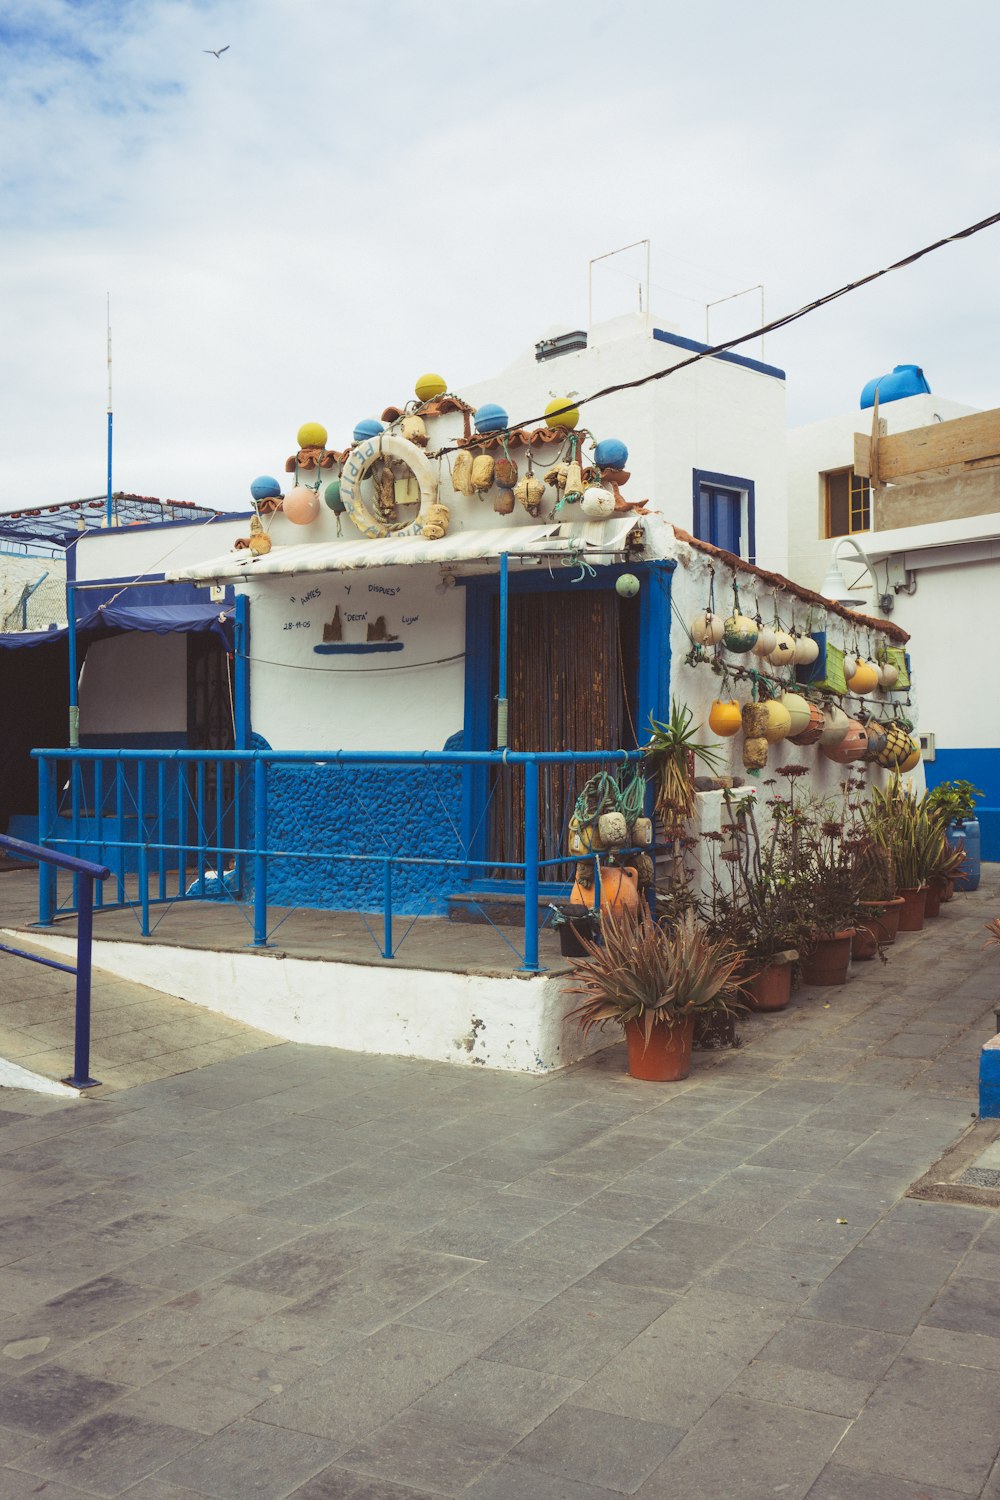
[860,364,931,409]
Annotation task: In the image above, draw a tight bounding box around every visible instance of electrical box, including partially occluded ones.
[209,585,226,603]
[920,732,936,762]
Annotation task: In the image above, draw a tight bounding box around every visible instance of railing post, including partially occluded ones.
[64,873,100,1089]
[252,756,268,947]
[37,756,55,926]
[137,759,149,937]
[521,756,541,972]
[383,859,394,959]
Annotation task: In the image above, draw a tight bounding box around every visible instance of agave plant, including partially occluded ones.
[644,700,723,831]
[869,777,945,890]
[565,903,743,1054]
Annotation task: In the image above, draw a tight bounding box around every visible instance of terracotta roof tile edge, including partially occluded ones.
[671,527,909,643]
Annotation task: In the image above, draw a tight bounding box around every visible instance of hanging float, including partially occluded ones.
[708,699,742,737]
[340,431,440,539]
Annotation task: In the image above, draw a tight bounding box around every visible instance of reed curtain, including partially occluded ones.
[489,588,634,871]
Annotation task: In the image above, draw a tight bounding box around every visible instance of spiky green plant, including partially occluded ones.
[644,700,723,831]
[565,903,743,1054]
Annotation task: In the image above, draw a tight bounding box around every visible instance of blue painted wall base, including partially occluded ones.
[266,763,465,916]
[980,1035,1000,1119]
[925,748,1000,863]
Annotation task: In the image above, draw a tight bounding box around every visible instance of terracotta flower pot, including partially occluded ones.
[800,930,854,986]
[942,878,955,904]
[897,886,927,932]
[623,1015,695,1082]
[852,896,905,959]
[744,959,794,1012]
[925,876,947,918]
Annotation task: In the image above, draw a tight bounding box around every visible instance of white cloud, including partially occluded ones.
[2,0,1000,512]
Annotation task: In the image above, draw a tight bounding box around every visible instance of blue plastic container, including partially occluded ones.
[860,364,931,409]
[954,819,981,891]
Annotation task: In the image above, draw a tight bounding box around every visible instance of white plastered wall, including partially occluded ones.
[787,393,976,595]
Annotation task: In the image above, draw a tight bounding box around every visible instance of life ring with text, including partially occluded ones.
[339,432,439,539]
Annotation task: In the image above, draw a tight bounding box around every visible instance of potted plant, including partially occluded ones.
[565,903,742,1082]
[772,790,859,985]
[927,779,983,893]
[870,777,942,932]
[850,836,902,960]
[644,699,723,836]
[924,840,967,917]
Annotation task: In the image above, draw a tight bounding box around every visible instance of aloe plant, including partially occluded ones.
[565,904,743,1054]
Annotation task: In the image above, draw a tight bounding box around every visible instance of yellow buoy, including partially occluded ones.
[899,739,921,773]
[846,659,880,695]
[415,373,447,402]
[762,699,792,743]
[545,397,580,430]
[708,699,742,738]
[296,421,328,449]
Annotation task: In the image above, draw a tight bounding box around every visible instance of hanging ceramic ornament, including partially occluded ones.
[781,692,812,739]
[821,719,869,763]
[819,705,851,746]
[353,418,385,443]
[762,699,792,743]
[615,574,640,598]
[793,635,820,666]
[769,631,796,667]
[323,479,344,512]
[545,397,579,430]
[878,661,899,689]
[788,701,825,745]
[751,627,777,658]
[708,699,742,737]
[415,373,447,402]
[283,486,320,524]
[400,415,427,446]
[690,610,725,645]
[846,658,879,695]
[722,614,759,653]
[580,486,615,518]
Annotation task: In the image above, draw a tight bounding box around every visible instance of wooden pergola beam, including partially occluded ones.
[855,407,1000,484]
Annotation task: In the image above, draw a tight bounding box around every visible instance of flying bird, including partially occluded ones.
[204,45,230,58]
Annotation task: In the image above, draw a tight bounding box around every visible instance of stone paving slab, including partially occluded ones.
[0,869,997,1496]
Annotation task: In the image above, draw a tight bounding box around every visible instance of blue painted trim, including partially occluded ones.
[924,747,1000,863]
[234,594,250,750]
[692,469,757,565]
[980,1035,1000,1119]
[637,561,674,733]
[313,641,404,655]
[654,327,785,382]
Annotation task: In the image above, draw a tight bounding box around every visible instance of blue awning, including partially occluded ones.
[0,582,234,651]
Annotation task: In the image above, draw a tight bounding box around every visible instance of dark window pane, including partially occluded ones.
[826,471,850,536]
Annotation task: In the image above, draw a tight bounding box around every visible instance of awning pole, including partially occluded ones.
[497,553,509,748]
[67,583,79,748]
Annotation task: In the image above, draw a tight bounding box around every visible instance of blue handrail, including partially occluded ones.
[32,746,645,973]
[0,832,111,1089]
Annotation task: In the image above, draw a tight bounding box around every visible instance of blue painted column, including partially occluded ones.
[521,756,540,972]
[67,583,80,748]
[233,593,250,750]
[252,756,268,947]
[497,553,509,749]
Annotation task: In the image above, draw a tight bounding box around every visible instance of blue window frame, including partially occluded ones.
[691,469,756,564]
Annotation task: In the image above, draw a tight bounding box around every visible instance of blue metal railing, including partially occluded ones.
[0,832,111,1089]
[32,747,646,972]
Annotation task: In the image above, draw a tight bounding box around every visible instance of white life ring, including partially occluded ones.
[339,433,438,539]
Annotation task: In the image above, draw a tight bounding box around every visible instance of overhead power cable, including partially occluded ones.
[428,206,1000,454]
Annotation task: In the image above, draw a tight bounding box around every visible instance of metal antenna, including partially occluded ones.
[106,294,113,527]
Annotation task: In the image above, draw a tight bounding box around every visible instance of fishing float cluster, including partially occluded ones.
[689,608,919,775]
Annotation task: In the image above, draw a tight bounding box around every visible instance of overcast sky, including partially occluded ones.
[2,0,999,513]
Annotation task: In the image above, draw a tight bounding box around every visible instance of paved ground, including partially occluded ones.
[0,867,568,976]
[0,872,998,1497]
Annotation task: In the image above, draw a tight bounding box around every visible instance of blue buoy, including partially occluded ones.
[250,475,282,501]
[474,403,509,434]
[353,418,385,442]
[860,364,931,409]
[594,438,629,470]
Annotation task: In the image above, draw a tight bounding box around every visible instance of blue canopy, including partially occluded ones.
[0,581,233,651]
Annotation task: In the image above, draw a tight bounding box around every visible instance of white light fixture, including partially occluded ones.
[820,536,878,610]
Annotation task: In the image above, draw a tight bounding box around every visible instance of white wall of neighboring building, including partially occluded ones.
[73,516,249,584]
[464,314,789,573]
[787,392,975,595]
